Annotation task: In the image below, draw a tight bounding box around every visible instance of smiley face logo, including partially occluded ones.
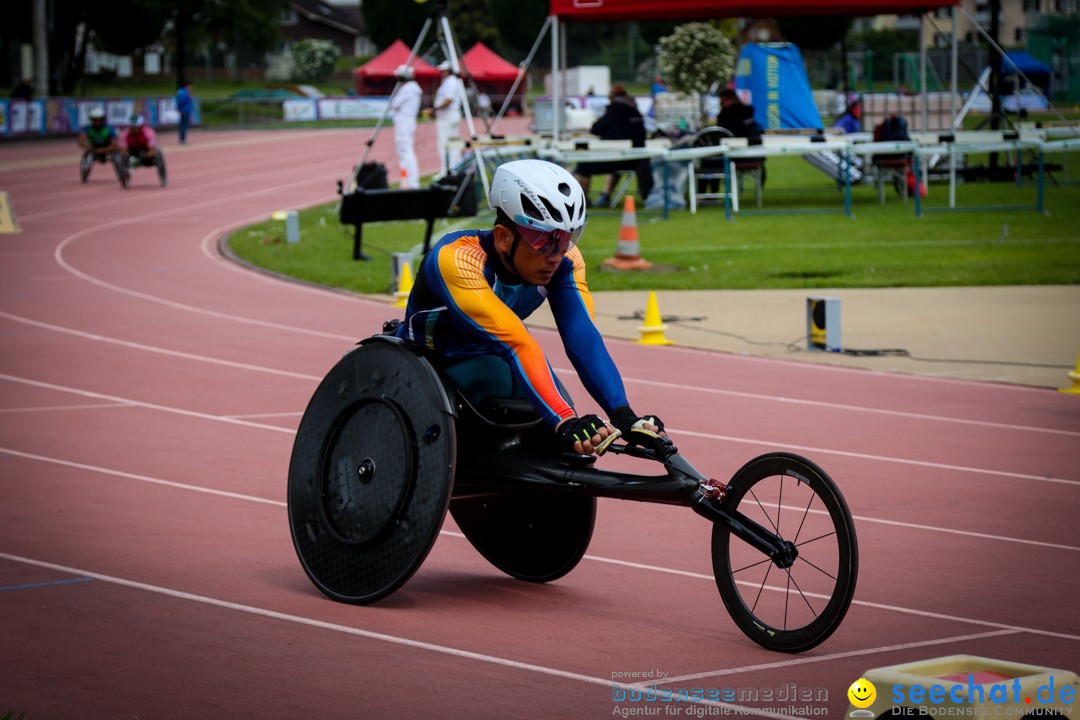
[848,678,877,709]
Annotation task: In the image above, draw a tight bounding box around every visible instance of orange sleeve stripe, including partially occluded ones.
[436,237,573,420]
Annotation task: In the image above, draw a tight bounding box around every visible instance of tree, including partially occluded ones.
[776,16,853,52]
[489,0,548,63]
[658,22,736,95]
[292,38,339,83]
[360,0,430,53]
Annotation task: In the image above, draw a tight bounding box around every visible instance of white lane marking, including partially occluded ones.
[0,551,806,720]
[655,630,1022,687]
[0,374,292,434]
[5,448,1079,642]
[0,310,323,381]
[609,375,1080,438]
[672,427,1080,487]
[0,447,284,506]
[51,178,359,342]
[2,305,1071,441]
[0,402,133,414]
[1,372,1075,490]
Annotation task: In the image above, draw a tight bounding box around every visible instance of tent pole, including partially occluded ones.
[950,3,958,207]
[491,16,553,134]
[344,18,433,196]
[438,12,478,141]
[552,16,561,141]
[919,13,929,132]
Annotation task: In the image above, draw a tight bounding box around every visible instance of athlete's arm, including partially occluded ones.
[545,248,630,415]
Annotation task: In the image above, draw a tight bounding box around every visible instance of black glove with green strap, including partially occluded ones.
[556,414,615,455]
[610,406,671,456]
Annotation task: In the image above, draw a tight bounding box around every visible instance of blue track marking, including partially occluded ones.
[0,577,95,592]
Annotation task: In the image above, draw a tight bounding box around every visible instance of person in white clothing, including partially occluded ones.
[389,65,422,189]
[433,61,465,175]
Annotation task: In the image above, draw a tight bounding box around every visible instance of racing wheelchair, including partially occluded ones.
[287,333,859,653]
[122,148,168,188]
[80,149,128,188]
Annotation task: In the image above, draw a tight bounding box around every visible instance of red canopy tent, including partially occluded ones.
[461,42,528,112]
[548,0,959,21]
[353,39,442,96]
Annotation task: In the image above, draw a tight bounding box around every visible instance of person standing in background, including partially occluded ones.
[432,61,464,176]
[389,65,422,189]
[176,80,193,145]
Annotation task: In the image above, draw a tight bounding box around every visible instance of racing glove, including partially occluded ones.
[610,406,670,455]
[556,414,619,455]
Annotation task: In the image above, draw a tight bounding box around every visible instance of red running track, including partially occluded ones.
[2,128,1079,720]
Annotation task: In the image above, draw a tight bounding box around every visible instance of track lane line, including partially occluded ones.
[0,551,807,720]
[4,448,1079,642]
[1,305,1071,440]
[1,373,1075,488]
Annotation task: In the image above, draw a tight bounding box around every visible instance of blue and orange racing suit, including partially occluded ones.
[397,228,629,429]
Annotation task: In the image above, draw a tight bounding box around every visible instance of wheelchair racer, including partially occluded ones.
[397,158,667,456]
[78,107,119,163]
[122,114,159,167]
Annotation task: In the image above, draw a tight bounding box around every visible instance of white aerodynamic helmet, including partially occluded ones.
[88,106,106,119]
[489,159,587,256]
[394,64,415,80]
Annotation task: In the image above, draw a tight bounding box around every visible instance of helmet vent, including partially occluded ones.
[520,194,544,222]
[557,182,572,197]
[539,196,563,223]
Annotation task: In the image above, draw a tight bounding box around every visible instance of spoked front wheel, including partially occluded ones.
[711,452,857,653]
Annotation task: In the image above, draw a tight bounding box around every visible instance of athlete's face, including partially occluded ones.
[494,223,563,286]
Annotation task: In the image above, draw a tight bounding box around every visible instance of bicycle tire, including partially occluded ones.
[711,452,857,653]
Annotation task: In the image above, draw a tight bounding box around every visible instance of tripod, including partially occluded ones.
[344,0,487,197]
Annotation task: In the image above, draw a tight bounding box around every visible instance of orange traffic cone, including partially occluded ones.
[394,261,413,308]
[637,291,673,345]
[603,196,652,271]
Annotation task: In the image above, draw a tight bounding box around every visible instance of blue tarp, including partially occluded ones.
[1001,50,1051,76]
[734,43,822,131]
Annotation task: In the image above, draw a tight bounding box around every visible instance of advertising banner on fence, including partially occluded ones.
[316,97,388,120]
[1,97,200,138]
[284,99,318,121]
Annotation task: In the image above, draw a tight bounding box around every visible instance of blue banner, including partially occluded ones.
[0,97,200,138]
[735,43,822,132]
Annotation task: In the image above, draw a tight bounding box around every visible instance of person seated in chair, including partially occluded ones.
[397,159,667,457]
[122,114,159,167]
[573,86,653,206]
[715,88,766,189]
[78,107,120,164]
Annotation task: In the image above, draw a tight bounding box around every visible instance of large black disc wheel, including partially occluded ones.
[711,452,857,653]
[288,337,457,604]
[450,491,595,582]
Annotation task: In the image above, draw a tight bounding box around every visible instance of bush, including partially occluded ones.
[658,23,736,95]
[292,39,340,83]
[265,53,296,82]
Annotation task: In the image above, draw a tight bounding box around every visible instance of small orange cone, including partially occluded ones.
[394,261,413,308]
[603,196,652,271]
[637,291,673,345]
[1060,352,1080,394]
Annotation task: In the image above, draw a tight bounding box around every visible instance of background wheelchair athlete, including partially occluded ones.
[122,115,167,187]
[396,158,665,456]
[78,106,126,185]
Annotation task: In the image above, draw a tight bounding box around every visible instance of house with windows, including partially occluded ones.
[281,0,376,58]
